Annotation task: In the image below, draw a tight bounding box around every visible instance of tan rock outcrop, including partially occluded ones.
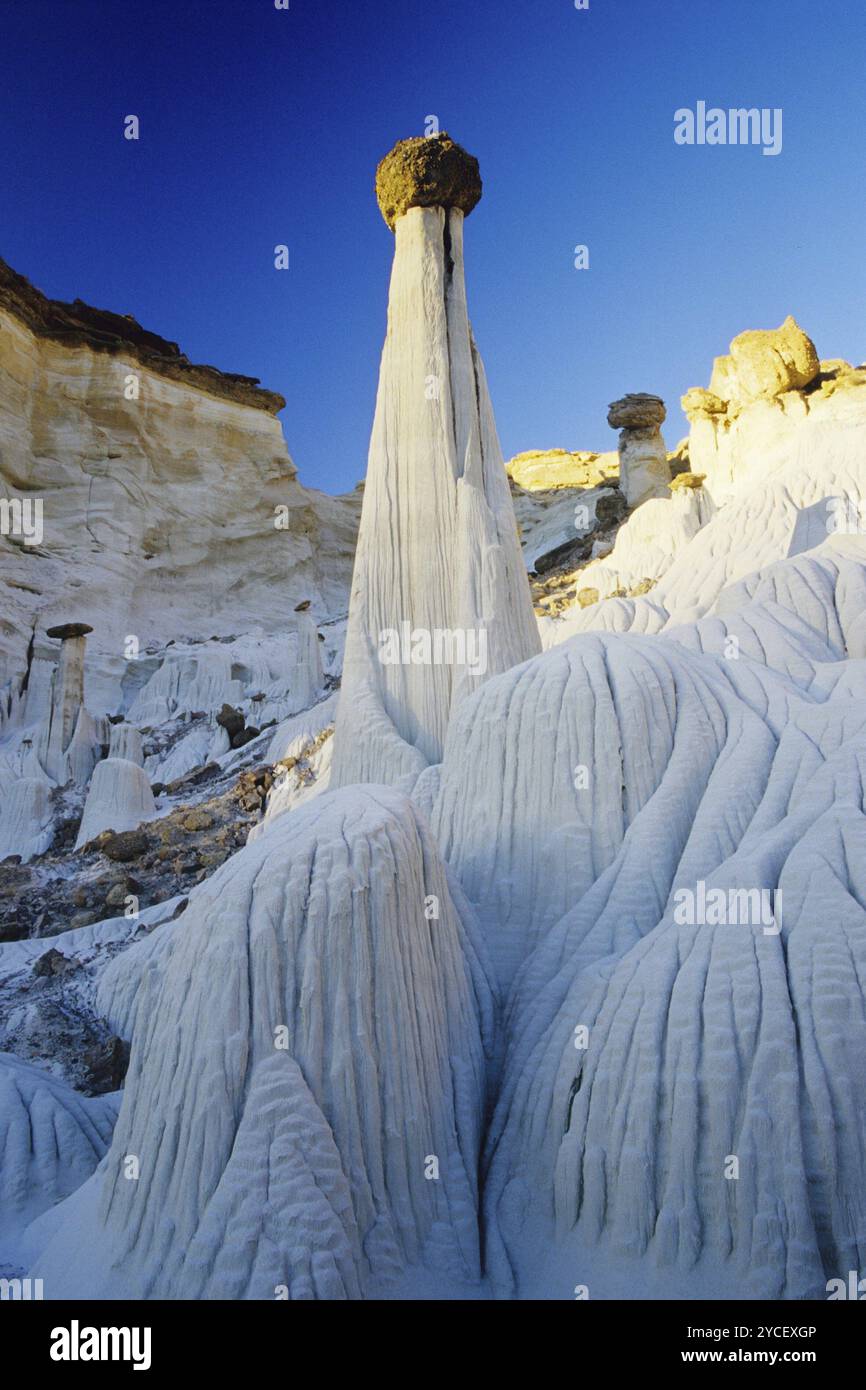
[708,316,819,407]
[0,264,361,719]
[505,448,619,492]
[683,321,864,505]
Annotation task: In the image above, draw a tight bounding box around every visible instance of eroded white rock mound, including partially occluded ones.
[0,257,360,719]
[35,786,494,1299]
[0,777,54,863]
[423,616,866,1299]
[74,757,157,850]
[0,1053,118,1239]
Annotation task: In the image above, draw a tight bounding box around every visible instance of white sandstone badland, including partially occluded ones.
[0,285,360,722]
[2,176,866,1307]
[33,787,494,1299]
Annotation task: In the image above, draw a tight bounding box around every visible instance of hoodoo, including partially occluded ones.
[331,134,540,787]
[607,393,670,508]
[37,622,93,783]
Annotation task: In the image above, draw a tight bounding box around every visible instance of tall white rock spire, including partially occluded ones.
[331,135,540,787]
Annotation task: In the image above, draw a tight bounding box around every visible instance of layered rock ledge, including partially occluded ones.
[0,257,285,415]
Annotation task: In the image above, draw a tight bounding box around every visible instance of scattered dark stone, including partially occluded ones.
[83,1035,130,1094]
[230,726,259,750]
[102,829,149,862]
[1,854,22,867]
[104,876,141,908]
[594,489,628,529]
[33,947,78,977]
[150,782,164,797]
[108,713,125,724]
[534,535,594,577]
[52,814,82,851]
[294,599,311,611]
[216,703,245,739]
[164,762,222,795]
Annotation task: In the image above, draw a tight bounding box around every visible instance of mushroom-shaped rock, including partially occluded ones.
[37,622,93,782]
[607,394,670,509]
[46,622,93,641]
[333,136,539,786]
[375,133,482,231]
[607,393,666,431]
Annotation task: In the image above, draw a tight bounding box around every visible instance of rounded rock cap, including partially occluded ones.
[46,622,93,640]
[607,393,666,430]
[375,133,482,231]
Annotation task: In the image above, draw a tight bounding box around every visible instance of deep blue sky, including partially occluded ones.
[1,0,863,494]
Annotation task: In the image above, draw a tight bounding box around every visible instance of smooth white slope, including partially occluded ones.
[0,1053,118,1240]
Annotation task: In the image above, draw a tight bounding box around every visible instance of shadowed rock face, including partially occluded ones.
[375,133,482,231]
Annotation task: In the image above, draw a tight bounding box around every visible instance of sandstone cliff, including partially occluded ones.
[0,258,360,716]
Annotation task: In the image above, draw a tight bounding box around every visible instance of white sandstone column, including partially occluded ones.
[332,135,540,787]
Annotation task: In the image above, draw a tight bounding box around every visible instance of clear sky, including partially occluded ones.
[1,0,864,495]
